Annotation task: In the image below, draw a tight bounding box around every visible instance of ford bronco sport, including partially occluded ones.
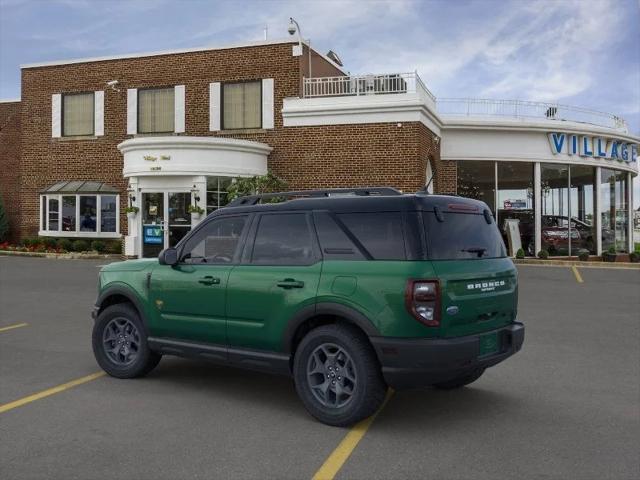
[92,188,524,426]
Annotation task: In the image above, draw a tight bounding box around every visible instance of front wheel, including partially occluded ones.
[92,303,161,378]
[432,368,485,390]
[293,324,387,427]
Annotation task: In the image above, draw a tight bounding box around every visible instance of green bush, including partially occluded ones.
[21,237,37,247]
[577,250,589,261]
[226,172,288,203]
[72,239,89,252]
[106,240,122,254]
[58,238,73,252]
[91,240,106,253]
[515,248,525,259]
[629,252,640,263]
[40,237,57,249]
[537,249,549,260]
[607,245,616,254]
[0,193,9,242]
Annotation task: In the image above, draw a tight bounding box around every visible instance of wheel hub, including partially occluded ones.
[102,317,140,366]
[306,343,357,409]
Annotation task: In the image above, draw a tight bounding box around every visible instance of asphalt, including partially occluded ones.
[0,256,638,480]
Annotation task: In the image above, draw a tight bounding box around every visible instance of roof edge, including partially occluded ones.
[20,38,304,69]
[0,98,21,103]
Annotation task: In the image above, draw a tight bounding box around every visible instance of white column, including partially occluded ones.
[534,162,541,256]
[595,167,602,256]
[628,171,634,253]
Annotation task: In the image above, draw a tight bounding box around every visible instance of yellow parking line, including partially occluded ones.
[0,372,106,414]
[0,322,28,333]
[571,265,584,283]
[312,389,394,480]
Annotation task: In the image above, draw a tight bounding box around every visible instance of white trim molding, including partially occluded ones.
[127,88,137,135]
[118,136,271,178]
[174,85,186,133]
[209,82,221,131]
[262,78,275,129]
[94,90,104,136]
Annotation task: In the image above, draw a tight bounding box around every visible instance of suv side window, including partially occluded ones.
[251,213,316,265]
[337,212,406,260]
[181,215,248,264]
[313,211,366,260]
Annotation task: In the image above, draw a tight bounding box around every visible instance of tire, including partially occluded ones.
[293,324,387,427]
[92,303,161,379]
[432,368,485,390]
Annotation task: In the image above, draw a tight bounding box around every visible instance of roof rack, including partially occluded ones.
[226,187,403,207]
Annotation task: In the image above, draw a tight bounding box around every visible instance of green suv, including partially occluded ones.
[92,188,524,426]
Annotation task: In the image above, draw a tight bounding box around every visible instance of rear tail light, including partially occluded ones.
[405,280,440,327]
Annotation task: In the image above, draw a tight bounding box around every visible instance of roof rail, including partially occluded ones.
[226,187,403,207]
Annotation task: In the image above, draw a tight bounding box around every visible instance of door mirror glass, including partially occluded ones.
[159,247,178,266]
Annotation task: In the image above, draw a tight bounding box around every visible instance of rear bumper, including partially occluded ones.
[370,323,524,390]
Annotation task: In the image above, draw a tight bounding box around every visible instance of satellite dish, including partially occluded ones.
[326,50,343,67]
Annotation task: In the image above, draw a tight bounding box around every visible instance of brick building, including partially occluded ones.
[0,37,637,257]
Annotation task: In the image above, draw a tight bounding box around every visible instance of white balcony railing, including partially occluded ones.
[303,72,436,102]
[436,98,628,131]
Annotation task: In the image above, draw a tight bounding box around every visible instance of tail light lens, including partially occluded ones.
[405,280,440,327]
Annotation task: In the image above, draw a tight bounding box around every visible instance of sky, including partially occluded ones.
[0,0,639,204]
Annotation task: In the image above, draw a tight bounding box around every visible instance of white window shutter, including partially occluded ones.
[262,78,274,129]
[127,88,137,135]
[174,85,185,133]
[209,82,221,131]
[94,91,104,136]
[51,94,62,138]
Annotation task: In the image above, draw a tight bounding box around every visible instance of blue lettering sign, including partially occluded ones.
[620,143,628,162]
[143,225,163,245]
[580,136,593,156]
[549,133,565,154]
[595,138,607,157]
[610,141,619,159]
[569,135,578,155]
[631,144,638,163]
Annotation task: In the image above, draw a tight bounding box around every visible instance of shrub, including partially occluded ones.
[577,250,589,261]
[72,239,89,252]
[515,248,525,259]
[629,252,640,263]
[40,237,57,249]
[0,193,9,242]
[607,245,617,254]
[106,240,122,254]
[91,240,106,253]
[226,172,288,203]
[58,238,73,252]
[537,249,549,260]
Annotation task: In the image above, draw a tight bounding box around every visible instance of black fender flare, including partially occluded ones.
[94,285,150,335]
[281,302,380,353]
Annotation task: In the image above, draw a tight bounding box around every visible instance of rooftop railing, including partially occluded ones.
[436,98,628,131]
[303,72,436,102]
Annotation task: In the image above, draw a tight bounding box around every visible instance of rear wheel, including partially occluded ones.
[92,303,161,378]
[293,324,387,427]
[432,368,485,390]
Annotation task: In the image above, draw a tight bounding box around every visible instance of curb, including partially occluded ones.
[0,250,123,260]
[514,258,640,269]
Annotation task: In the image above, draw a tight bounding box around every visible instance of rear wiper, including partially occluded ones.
[461,247,487,257]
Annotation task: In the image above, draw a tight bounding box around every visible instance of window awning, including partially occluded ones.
[41,181,120,194]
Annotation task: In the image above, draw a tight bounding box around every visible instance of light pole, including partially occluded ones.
[288,17,312,95]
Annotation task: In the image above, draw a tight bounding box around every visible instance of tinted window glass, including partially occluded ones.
[182,215,247,264]
[252,214,314,265]
[338,212,405,260]
[313,212,365,260]
[424,212,506,260]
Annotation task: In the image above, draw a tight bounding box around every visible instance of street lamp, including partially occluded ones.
[288,17,312,92]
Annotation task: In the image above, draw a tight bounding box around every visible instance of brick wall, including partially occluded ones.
[0,101,21,241]
[15,41,442,240]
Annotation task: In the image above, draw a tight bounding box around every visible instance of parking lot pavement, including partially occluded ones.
[1,258,639,480]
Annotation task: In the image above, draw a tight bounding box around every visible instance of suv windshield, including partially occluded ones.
[423,211,506,260]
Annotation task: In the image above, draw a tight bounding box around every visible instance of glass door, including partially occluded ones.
[168,192,191,248]
[142,192,165,258]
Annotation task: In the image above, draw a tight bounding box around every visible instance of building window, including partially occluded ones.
[601,168,629,253]
[62,92,94,136]
[138,87,175,133]
[497,162,535,256]
[206,176,232,214]
[222,81,261,129]
[457,160,496,213]
[40,192,120,237]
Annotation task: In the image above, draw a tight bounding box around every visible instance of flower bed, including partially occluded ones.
[0,237,122,255]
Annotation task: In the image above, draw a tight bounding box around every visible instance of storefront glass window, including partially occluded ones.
[541,164,570,256]
[48,197,59,231]
[457,161,495,213]
[569,165,596,254]
[600,168,628,253]
[79,196,97,232]
[497,163,534,256]
[206,176,232,214]
[61,196,76,232]
[101,195,117,233]
[40,193,119,236]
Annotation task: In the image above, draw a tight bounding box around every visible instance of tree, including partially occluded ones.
[226,172,288,203]
[0,193,9,242]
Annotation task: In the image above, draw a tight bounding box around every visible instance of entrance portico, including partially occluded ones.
[118,136,271,257]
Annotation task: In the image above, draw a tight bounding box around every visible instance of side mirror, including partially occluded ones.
[158,247,178,266]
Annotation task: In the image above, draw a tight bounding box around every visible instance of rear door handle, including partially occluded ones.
[198,276,221,286]
[276,278,305,289]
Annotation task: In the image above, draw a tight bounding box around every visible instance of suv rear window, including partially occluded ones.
[423,212,506,260]
[338,212,405,260]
